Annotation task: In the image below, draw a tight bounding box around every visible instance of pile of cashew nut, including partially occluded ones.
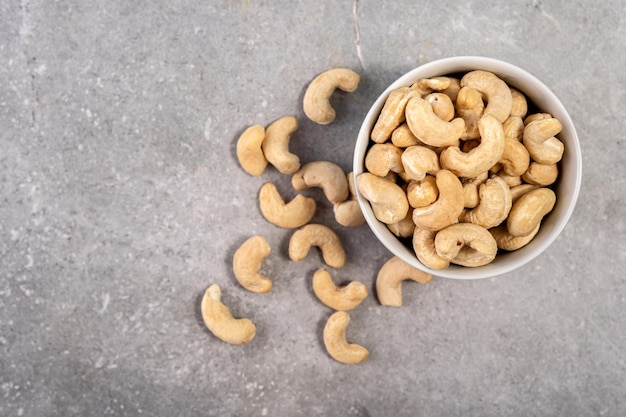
[358,70,563,269]
[201,68,436,365]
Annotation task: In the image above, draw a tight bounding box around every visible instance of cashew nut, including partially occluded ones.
[503,116,525,142]
[434,223,498,267]
[412,169,464,232]
[387,211,415,238]
[498,138,530,177]
[303,68,360,125]
[523,118,564,164]
[440,77,462,102]
[412,227,450,270]
[460,70,513,122]
[292,161,349,204]
[510,183,540,203]
[510,88,528,118]
[201,284,256,345]
[414,76,452,94]
[507,188,556,237]
[455,86,484,140]
[375,256,433,306]
[356,172,409,224]
[425,92,455,122]
[370,87,419,143]
[459,176,512,229]
[405,97,465,147]
[439,114,506,178]
[524,112,552,126]
[490,223,540,251]
[259,182,316,228]
[323,311,369,365]
[522,162,559,186]
[401,145,440,181]
[496,172,523,188]
[236,125,267,176]
[262,116,300,174]
[407,175,439,208]
[365,143,404,177]
[333,172,366,227]
[462,171,488,208]
[289,223,346,268]
[312,268,368,311]
[391,123,421,148]
[233,235,272,293]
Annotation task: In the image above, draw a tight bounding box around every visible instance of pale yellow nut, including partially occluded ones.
[507,188,556,237]
[292,161,349,204]
[365,143,404,177]
[496,172,523,188]
[201,284,256,345]
[407,175,439,208]
[386,211,415,238]
[401,145,440,181]
[370,87,419,143]
[522,162,559,186]
[434,223,498,267]
[259,182,316,229]
[490,223,540,251]
[461,172,488,209]
[440,77,462,102]
[375,256,433,306]
[439,114,506,178]
[233,236,272,294]
[425,92,455,122]
[262,116,300,174]
[312,268,368,311]
[510,89,528,118]
[459,176,512,229]
[499,138,530,177]
[523,118,564,165]
[412,227,450,270]
[460,70,513,122]
[333,172,366,227]
[510,183,540,203]
[405,97,465,147]
[412,169,464,232]
[391,123,421,148]
[323,311,369,365]
[288,223,346,268]
[303,68,360,125]
[356,172,409,225]
[455,86,485,140]
[414,76,452,94]
[236,125,267,176]
[524,112,552,126]
[503,116,525,142]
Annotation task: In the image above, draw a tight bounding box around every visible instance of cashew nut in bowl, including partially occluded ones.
[303,68,360,125]
[236,125,267,176]
[459,176,512,229]
[490,223,540,251]
[412,169,464,232]
[201,284,256,345]
[375,256,433,306]
[460,70,513,122]
[439,114,506,178]
[387,212,415,238]
[401,145,440,181]
[522,162,559,186]
[312,268,368,311]
[333,172,366,227]
[407,175,439,208]
[289,224,346,268]
[434,223,498,267]
[370,87,419,143]
[233,235,272,294]
[391,123,421,148]
[365,143,404,177]
[323,311,369,365]
[503,116,525,142]
[461,171,488,208]
[425,92,455,122]
[507,188,556,237]
[509,88,528,118]
[412,227,450,270]
[523,117,564,165]
[498,138,530,177]
[356,172,409,224]
[524,112,552,126]
[259,182,316,229]
[455,86,484,140]
[510,183,540,203]
[262,116,300,174]
[414,76,452,94]
[440,77,461,102]
[405,97,465,147]
[495,172,523,188]
[292,161,349,205]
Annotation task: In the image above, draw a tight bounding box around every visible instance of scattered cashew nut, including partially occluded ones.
[262,116,300,174]
[323,311,369,365]
[259,182,316,228]
[375,256,433,306]
[233,235,272,294]
[292,161,349,204]
[236,125,267,176]
[201,284,256,345]
[289,223,346,268]
[303,68,360,125]
[333,172,366,227]
[312,268,368,311]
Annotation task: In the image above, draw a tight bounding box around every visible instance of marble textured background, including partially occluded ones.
[1,0,625,416]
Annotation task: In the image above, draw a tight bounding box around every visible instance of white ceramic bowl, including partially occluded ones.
[353,56,582,279]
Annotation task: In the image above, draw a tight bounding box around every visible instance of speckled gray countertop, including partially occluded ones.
[1,1,625,416]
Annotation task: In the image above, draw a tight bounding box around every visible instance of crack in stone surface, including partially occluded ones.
[352,0,365,71]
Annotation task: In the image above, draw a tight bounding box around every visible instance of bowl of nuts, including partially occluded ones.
[353,56,582,279]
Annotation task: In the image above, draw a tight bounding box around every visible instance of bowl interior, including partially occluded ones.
[353,56,582,279]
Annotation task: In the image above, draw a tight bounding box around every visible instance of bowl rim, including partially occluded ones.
[353,56,582,279]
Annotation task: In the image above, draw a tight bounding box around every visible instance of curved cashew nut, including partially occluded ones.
[522,162,559,186]
[407,175,439,208]
[201,284,256,344]
[289,223,346,268]
[455,86,485,140]
[376,256,433,306]
[292,161,349,204]
[236,125,267,176]
[524,112,552,126]
[262,116,300,174]
[459,176,512,229]
[498,138,530,177]
[439,114,506,178]
[503,116,525,142]
[333,172,366,227]
[303,68,360,125]
[323,311,369,365]
[365,143,404,177]
[510,88,528,118]
[401,145,440,181]
[391,123,421,148]
[259,182,316,229]
[412,227,450,270]
[312,268,368,311]
[356,172,409,224]
[460,70,513,122]
[412,169,464,232]
[387,211,415,238]
[523,118,564,164]
[507,188,556,237]
[233,235,272,293]
[434,223,498,267]
[370,86,419,143]
[405,97,465,147]
[490,223,540,251]
[510,183,540,203]
[414,76,452,94]
[462,171,488,208]
[425,92,455,122]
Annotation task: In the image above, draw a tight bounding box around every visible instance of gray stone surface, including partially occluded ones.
[1,0,625,415]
